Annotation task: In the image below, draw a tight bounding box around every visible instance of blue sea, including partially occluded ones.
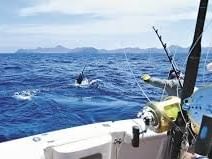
[0,52,211,142]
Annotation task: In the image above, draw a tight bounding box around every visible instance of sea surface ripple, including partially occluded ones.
[0,52,211,142]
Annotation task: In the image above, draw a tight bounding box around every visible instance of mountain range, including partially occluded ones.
[15,45,211,54]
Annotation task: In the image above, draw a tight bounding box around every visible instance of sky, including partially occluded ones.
[0,0,212,52]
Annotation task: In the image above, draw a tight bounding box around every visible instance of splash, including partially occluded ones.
[206,62,212,72]
[74,78,103,88]
[89,79,103,88]
[13,89,39,101]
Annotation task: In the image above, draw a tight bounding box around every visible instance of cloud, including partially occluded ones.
[17,0,203,35]
[19,0,198,20]
[2,0,211,52]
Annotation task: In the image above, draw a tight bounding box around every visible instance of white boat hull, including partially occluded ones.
[0,119,167,159]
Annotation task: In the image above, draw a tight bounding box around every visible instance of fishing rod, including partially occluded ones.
[152,26,183,88]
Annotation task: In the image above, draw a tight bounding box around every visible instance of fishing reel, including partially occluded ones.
[138,96,181,133]
[132,97,181,148]
[131,108,157,148]
[137,107,159,132]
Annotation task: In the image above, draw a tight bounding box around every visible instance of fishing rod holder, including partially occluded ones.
[131,126,147,148]
[131,112,154,148]
[131,126,140,147]
[132,126,147,148]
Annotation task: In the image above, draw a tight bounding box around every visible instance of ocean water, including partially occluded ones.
[0,52,211,142]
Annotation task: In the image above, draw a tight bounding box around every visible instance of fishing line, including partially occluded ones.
[202,41,212,83]
[152,26,183,88]
[121,41,199,141]
[171,17,212,143]
[160,74,168,102]
[160,63,181,101]
[146,48,158,68]
[147,48,152,65]
[167,47,180,71]
[177,18,212,141]
[123,50,152,103]
[179,102,197,141]
[183,18,212,68]
[123,50,191,137]
[160,85,166,101]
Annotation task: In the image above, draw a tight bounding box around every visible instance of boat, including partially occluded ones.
[0,0,211,158]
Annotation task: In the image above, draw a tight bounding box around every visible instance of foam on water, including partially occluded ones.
[13,89,39,101]
[207,62,212,72]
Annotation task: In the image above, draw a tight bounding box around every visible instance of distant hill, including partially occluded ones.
[15,45,211,54]
[16,45,71,54]
[68,47,99,54]
[16,45,100,54]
